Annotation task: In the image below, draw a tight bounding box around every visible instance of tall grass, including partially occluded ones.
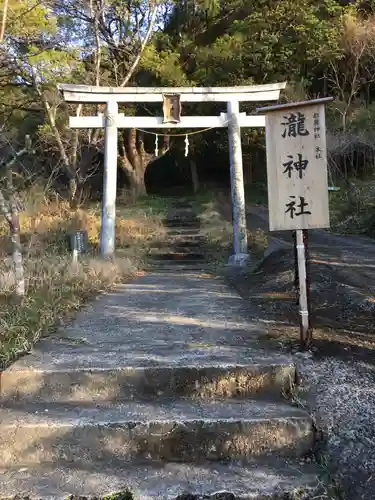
[329,178,375,236]
[0,187,167,369]
[197,193,269,265]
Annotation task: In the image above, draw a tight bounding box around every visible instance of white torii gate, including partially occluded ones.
[58,82,286,264]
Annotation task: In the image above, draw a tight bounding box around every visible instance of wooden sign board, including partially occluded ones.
[258,98,332,231]
[163,93,181,123]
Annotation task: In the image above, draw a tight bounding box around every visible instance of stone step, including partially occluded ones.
[150,266,207,273]
[1,360,295,403]
[167,205,194,211]
[165,239,203,248]
[4,329,282,372]
[166,215,199,221]
[149,240,203,249]
[150,265,207,273]
[149,252,205,261]
[168,209,193,215]
[166,210,197,216]
[166,228,202,236]
[149,249,203,258]
[165,220,200,228]
[151,258,205,266]
[166,209,198,214]
[170,201,192,207]
[0,458,320,499]
[0,400,314,467]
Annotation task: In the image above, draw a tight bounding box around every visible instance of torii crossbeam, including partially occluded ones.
[58,82,287,263]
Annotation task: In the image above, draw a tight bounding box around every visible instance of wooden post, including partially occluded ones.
[303,228,312,320]
[296,229,310,348]
[227,99,248,265]
[293,230,299,305]
[100,101,118,256]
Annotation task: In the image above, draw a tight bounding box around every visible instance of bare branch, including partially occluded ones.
[31,67,75,180]
[0,187,11,224]
[119,3,159,87]
[328,13,375,130]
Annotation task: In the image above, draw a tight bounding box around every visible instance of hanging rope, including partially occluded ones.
[134,119,230,138]
[154,134,159,156]
[135,119,231,158]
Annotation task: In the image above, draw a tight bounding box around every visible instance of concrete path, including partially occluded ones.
[0,203,319,499]
[1,273,295,401]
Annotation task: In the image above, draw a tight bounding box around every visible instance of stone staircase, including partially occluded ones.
[148,201,206,273]
[0,200,320,499]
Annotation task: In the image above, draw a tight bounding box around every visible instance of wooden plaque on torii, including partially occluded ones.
[162,93,181,123]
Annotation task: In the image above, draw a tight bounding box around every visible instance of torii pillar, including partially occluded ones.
[227,99,248,266]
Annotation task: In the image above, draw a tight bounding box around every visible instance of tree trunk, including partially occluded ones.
[119,129,170,200]
[342,112,347,132]
[0,188,25,300]
[7,167,25,300]
[9,211,24,300]
[129,165,147,198]
[190,159,199,193]
[0,146,29,300]
[69,178,78,208]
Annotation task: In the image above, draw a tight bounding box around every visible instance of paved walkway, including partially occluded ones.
[0,198,319,499]
[1,271,293,401]
[0,270,319,499]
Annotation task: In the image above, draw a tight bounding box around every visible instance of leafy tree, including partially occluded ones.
[2,0,375,200]
[0,0,87,202]
[53,0,171,198]
[1,0,172,201]
[142,0,357,187]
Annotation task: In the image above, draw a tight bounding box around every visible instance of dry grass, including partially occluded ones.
[198,200,233,247]
[0,188,167,369]
[197,199,233,267]
[247,227,269,257]
[329,178,375,237]
[197,196,269,264]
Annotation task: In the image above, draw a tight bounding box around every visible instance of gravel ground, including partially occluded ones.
[226,257,375,498]
[295,352,375,499]
[219,198,375,499]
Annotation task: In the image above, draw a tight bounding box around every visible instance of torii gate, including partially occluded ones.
[58,83,286,264]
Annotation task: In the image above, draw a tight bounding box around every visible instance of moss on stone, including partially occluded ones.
[103,490,133,500]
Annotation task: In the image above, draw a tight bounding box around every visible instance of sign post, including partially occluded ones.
[258,97,333,349]
[69,230,88,264]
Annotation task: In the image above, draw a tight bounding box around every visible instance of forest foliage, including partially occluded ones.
[1,0,375,197]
